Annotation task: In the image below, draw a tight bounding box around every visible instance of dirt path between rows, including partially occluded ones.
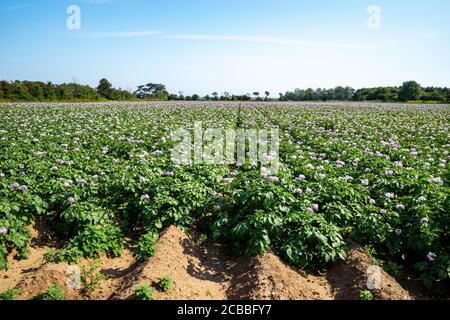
[1,225,413,300]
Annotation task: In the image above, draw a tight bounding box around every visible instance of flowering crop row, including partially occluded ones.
[0,102,448,295]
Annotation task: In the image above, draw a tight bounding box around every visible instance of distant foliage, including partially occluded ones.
[134,83,169,100]
[280,82,449,103]
[2,79,447,102]
[0,80,133,102]
[398,81,422,101]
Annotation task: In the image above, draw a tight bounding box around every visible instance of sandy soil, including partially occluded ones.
[0,225,415,300]
[327,243,411,300]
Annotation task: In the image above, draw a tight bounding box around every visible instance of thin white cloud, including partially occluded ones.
[81,0,116,4]
[165,34,381,49]
[76,30,381,49]
[80,31,162,38]
[2,4,25,12]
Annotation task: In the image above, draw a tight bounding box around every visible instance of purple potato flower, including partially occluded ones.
[417,196,426,203]
[427,252,436,262]
[222,178,233,184]
[420,217,429,226]
[11,182,20,190]
[268,176,279,183]
[384,192,395,200]
[0,226,7,235]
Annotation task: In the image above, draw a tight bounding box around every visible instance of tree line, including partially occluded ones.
[1,79,449,103]
[0,79,133,102]
[279,81,450,102]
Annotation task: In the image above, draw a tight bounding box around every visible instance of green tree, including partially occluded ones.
[28,82,45,101]
[56,84,70,100]
[334,86,346,100]
[44,82,57,100]
[344,86,355,100]
[398,81,422,101]
[96,78,113,99]
[304,88,316,100]
[134,83,168,100]
[421,87,445,102]
[222,92,230,100]
[12,81,32,100]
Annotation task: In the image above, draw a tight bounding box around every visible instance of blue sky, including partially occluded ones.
[0,0,449,95]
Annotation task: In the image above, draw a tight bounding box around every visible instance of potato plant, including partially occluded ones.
[0,102,448,295]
